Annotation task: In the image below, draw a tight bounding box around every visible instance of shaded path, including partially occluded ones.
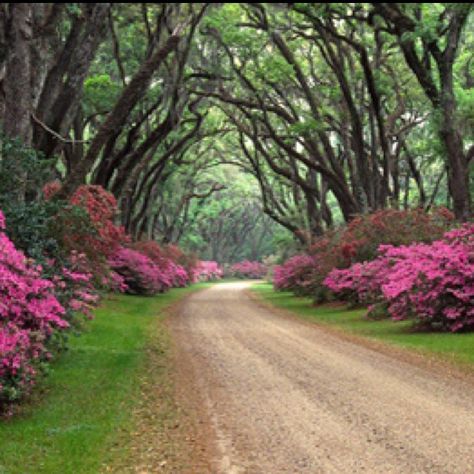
[170,282,474,473]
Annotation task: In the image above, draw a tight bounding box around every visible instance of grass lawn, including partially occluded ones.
[0,283,210,474]
[252,282,474,368]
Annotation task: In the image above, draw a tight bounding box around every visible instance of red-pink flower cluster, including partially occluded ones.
[228,260,267,279]
[53,251,100,320]
[273,254,319,294]
[273,208,454,300]
[191,261,223,282]
[68,185,130,259]
[130,240,191,289]
[323,258,390,306]
[0,211,69,409]
[108,247,168,295]
[325,224,474,331]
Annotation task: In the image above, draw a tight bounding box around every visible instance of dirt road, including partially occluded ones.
[170,282,474,473]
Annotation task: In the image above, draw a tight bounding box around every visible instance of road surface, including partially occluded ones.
[170,282,474,473]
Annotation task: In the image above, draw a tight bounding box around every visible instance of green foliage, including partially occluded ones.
[0,136,92,272]
[258,55,294,82]
[288,118,326,136]
[456,87,474,132]
[83,74,121,115]
[3,200,64,264]
[0,135,54,201]
[0,137,62,264]
[175,162,291,263]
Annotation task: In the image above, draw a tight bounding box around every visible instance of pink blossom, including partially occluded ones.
[191,261,223,282]
[229,260,267,279]
[0,211,69,410]
[325,223,474,331]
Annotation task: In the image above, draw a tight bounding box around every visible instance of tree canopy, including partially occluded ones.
[0,3,472,262]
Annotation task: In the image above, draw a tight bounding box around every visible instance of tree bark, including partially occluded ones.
[3,3,32,144]
[2,3,33,202]
[59,26,184,198]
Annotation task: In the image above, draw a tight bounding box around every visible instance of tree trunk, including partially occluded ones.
[3,3,32,144]
[2,3,33,202]
[34,3,110,159]
[442,127,470,220]
[439,68,471,220]
[59,29,183,198]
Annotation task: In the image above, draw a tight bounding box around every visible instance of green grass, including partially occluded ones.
[252,282,474,367]
[0,283,210,474]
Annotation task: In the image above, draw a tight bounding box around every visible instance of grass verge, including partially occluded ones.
[0,283,210,474]
[251,282,474,368]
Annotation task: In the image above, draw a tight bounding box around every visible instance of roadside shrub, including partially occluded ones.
[108,247,168,295]
[52,251,100,324]
[325,223,474,332]
[0,199,70,267]
[0,211,68,412]
[379,232,474,331]
[68,184,129,258]
[192,260,223,282]
[131,241,190,288]
[277,208,455,299]
[161,244,199,281]
[228,260,267,279]
[43,183,130,286]
[324,258,391,307]
[273,254,319,294]
[336,207,454,263]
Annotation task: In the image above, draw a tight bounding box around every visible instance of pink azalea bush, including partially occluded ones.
[228,260,267,279]
[52,251,100,323]
[108,247,168,295]
[0,211,69,411]
[273,208,454,301]
[131,241,190,289]
[273,254,320,295]
[192,261,223,282]
[323,257,390,306]
[43,182,130,286]
[325,224,474,331]
[165,260,189,288]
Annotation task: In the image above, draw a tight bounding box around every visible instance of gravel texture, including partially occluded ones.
[170,281,474,473]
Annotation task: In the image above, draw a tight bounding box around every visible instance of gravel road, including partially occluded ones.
[170,282,474,473]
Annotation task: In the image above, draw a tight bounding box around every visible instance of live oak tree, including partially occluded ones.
[0,3,472,251]
[370,3,473,220]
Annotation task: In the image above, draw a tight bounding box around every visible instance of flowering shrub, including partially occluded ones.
[131,241,190,288]
[324,258,391,306]
[42,180,62,200]
[108,247,169,295]
[0,211,69,411]
[103,270,128,293]
[228,260,267,279]
[43,183,130,285]
[132,240,168,266]
[273,255,319,293]
[68,185,129,258]
[192,261,223,282]
[52,251,100,324]
[161,244,199,281]
[334,207,454,263]
[325,224,474,332]
[276,208,454,300]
